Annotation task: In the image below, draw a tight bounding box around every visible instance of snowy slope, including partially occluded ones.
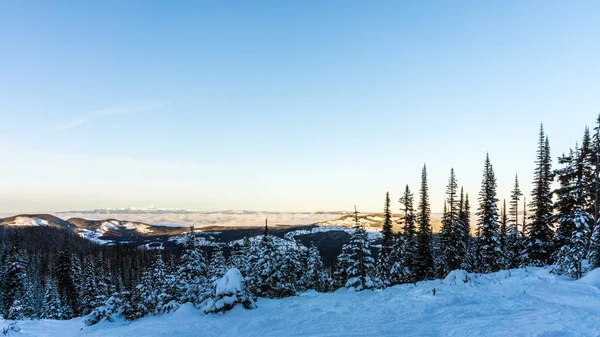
[4,267,600,337]
[5,216,49,227]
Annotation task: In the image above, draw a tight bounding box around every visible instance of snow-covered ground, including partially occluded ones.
[284,225,383,241]
[4,267,600,336]
[3,216,49,227]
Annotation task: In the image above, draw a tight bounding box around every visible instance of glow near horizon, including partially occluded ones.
[0,1,599,214]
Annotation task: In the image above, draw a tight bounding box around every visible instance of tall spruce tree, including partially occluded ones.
[413,165,434,281]
[399,185,417,280]
[377,192,394,284]
[505,174,524,268]
[587,118,600,268]
[499,199,508,263]
[475,154,502,273]
[553,146,592,279]
[525,125,555,266]
[439,169,463,277]
[457,188,471,258]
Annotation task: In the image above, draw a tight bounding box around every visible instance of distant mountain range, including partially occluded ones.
[0,214,188,244]
[55,207,351,215]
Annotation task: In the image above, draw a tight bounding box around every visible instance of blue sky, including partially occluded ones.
[1,1,599,213]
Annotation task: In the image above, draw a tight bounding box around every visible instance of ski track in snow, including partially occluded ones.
[4,267,600,337]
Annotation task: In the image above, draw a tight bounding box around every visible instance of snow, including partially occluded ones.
[6,217,49,227]
[215,269,244,296]
[99,220,153,234]
[75,229,110,245]
[285,225,383,242]
[577,267,600,288]
[4,267,600,336]
[443,270,470,285]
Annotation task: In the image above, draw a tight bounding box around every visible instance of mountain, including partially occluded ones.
[0,214,75,229]
[0,214,189,245]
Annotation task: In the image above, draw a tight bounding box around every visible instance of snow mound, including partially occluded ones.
[443,270,470,285]
[577,268,600,288]
[215,268,244,296]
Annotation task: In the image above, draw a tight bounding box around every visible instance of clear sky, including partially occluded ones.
[1,1,599,213]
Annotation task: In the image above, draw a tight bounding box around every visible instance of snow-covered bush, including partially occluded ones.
[85,293,123,326]
[203,268,255,314]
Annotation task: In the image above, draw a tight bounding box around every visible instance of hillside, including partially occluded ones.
[3,267,599,336]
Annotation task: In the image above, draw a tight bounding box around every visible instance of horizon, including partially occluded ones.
[1,1,599,213]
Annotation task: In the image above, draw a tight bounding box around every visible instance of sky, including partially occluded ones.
[0,1,599,213]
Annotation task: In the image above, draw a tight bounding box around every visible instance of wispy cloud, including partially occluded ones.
[54,102,168,131]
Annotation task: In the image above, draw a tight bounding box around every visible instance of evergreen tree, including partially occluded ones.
[80,256,98,316]
[377,192,394,284]
[499,199,508,266]
[475,154,502,273]
[208,246,227,283]
[587,119,600,268]
[525,125,555,266]
[457,188,471,261]
[1,235,27,318]
[509,174,523,238]
[413,165,434,281]
[398,185,417,280]
[55,240,77,317]
[176,235,209,306]
[344,208,377,291]
[301,244,332,292]
[388,234,412,285]
[40,276,70,320]
[438,169,463,277]
[553,146,592,279]
[203,268,255,314]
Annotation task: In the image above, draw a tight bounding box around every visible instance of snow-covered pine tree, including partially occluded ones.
[70,253,83,315]
[499,199,508,267]
[176,235,209,306]
[344,207,377,291]
[55,240,77,318]
[94,254,111,315]
[553,146,592,279]
[587,118,600,268]
[438,169,463,277]
[413,165,435,281]
[554,149,578,253]
[203,268,255,314]
[126,253,177,320]
[505,174,523,269]
[301,244,332,292]
[208,245,227,284]
[80,256,98,316]
[40,276,70,320]
[457,188,471,265]
[475,154,502,273]
[377,192,395,285]
[1,234,27,319]
[388,234,412,285]
[334,237,353,289]
[85,288,123,326]
[525,125,555,266]
[228,236,250,271]
[248,221,298,298]
[398,184,417,281]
